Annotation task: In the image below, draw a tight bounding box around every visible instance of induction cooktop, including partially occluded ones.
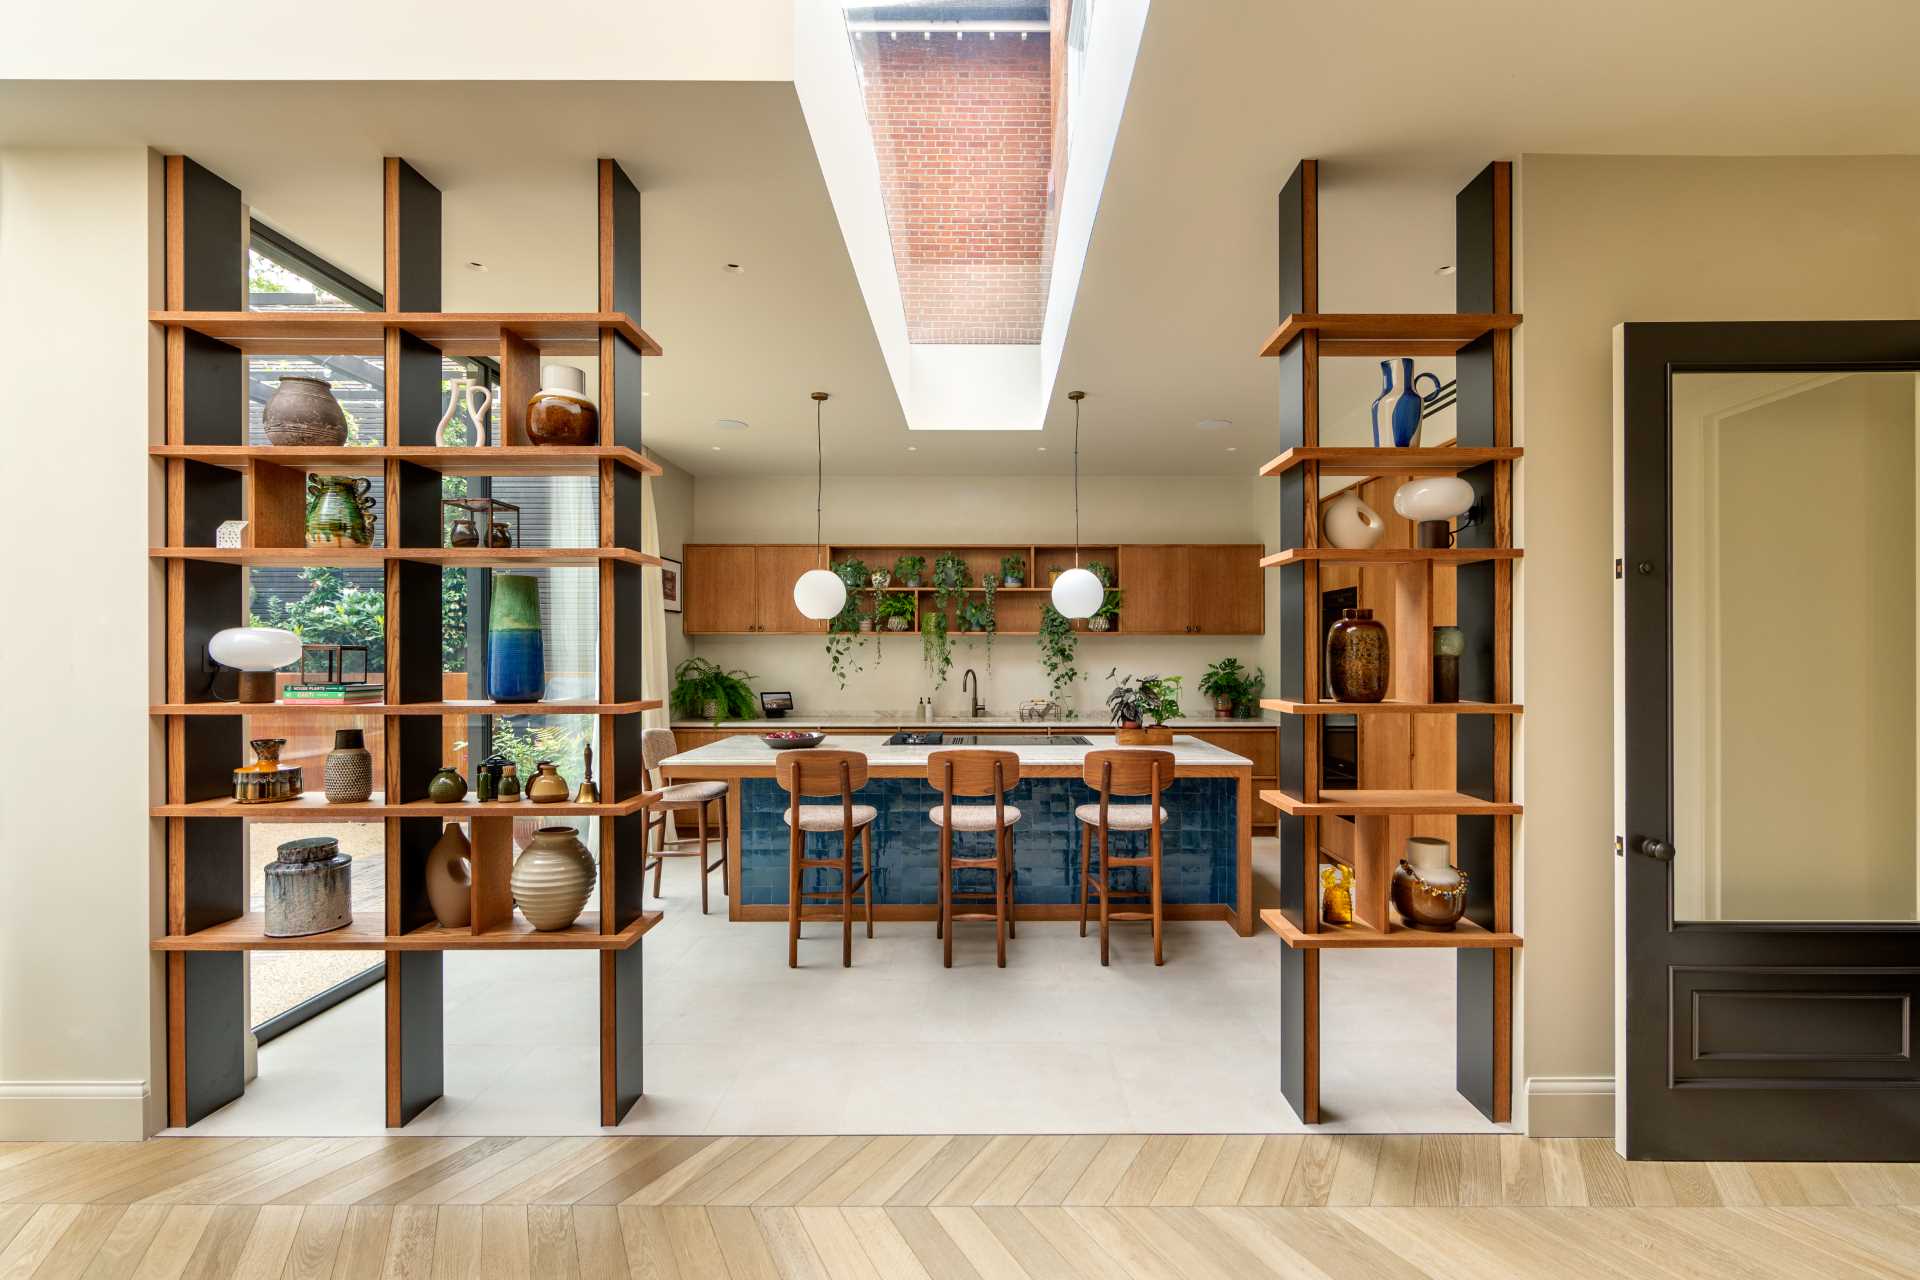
[886,731,1092,747]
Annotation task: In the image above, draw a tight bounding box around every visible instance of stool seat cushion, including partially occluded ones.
[659,781,727,806]
[927,803,1022,831]
[1073,803,1167,831]
[783,804,878,831]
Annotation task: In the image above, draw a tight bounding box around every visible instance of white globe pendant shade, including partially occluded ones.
[793,568,848,620]
[1050,566,1104,619]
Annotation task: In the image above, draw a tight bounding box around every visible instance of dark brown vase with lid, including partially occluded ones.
[1326,608,1389,703]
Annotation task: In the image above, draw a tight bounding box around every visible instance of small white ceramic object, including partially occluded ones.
[1322,491,1385,549]
[539,363,588,397]
[434,377,492,447]
[1392,475,1474,523]
[1405,835,1462,886]
[215,520,248,549]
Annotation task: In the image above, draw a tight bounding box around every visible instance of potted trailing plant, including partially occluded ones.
[1200,657,1252,718]
[1038,604,1079,706]
[824,557,871,687]
[670,656,756,722]
[957,599,994,633]
[1000,553,1026,588]
[1105,669,1183,744]
[931,550,971,611]
[921,606,953,688]
[875,590,916,632]
[1235,666,1266,718]
[893,554,926,587]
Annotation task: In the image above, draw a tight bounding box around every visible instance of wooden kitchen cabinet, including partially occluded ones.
[1118,544,1264,634]
[682,543,824,635]
[1188,726,1280,829]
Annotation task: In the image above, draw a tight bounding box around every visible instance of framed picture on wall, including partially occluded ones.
[660,556,683,613]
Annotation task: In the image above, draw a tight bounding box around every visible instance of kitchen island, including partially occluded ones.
[659,733,1255,936]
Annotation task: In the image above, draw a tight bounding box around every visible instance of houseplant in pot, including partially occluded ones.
[931,550,971,612]
[999,553,1026,588]
[1200,657,1253,718]
[1105,669,1183,745]
[875,590,916,632]
[670,656,756,722]
[893,554,926,587]
[1085,561,1118,631]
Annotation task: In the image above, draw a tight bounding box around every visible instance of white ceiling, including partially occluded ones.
[5,0,1920,477]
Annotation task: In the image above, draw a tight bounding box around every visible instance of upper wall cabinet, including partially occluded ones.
[1118,545,1265,634]
[683,543,826,635]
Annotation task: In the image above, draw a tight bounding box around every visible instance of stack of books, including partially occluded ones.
[279,683,385,704]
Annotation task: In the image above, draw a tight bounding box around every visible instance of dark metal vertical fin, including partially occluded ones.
[385,159,442,313]
[392,951,444,1125]
[180,953,245,1125]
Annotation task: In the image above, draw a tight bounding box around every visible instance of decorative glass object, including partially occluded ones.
[299,643,370,686]
[442,496,520,548]
[1326,608,1389,703]
[486,574,546,702]
[1321,861,1355,926]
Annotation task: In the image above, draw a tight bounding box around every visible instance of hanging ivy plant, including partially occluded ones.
[958,573,998,668]
[931,550,971,612]
[921,606,953,689]
[824,557,871,688]
[1038,603,1079,706]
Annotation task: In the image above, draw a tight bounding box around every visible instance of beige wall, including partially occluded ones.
[0,147,165,1138]
[684,474,1268,717]
[648,451,696,677]
[1518,154,1920,1135]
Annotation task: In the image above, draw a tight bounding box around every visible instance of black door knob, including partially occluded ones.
[1636,836,1674,861]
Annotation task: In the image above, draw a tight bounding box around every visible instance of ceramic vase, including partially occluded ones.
[525,364,598,446]
[498,763,521,801]
[427,765,468,804]
[1326,608,1389,703]
[434,378,492,447]
[263,837,352,937]
[1370,358,1444,448]
[323,728,374,803]
[424,823,473,928]
[263,376,348,446]
[511,826,597,930]
[487,573,545,702]
[305,475,376,549]
[1391,836,1468,930]
[1322,490,1385,549]
[526,761,569,803]
[1433,625,1464,703]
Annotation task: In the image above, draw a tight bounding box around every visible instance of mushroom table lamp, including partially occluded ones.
[208,626,301,703]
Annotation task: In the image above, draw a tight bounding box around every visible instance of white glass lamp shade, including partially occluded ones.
[1050,566,1104,619]
[793,568,848,620]
[207,626,301,672]
[1392,476,1475,523]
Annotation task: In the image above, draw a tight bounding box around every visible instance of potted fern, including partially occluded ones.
[670,657,756,722]
[1200,657,1252,718]
[875,590,916,632]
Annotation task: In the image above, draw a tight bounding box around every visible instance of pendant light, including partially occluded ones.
[1050,390,1104,619]
[793,391,849,620]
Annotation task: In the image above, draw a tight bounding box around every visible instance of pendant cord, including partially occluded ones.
[1072,393,1082,567]
[815,395,824,553]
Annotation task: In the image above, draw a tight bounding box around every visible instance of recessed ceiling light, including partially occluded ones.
[1036,446,1047,452]
[641,391,651,398]
[1227,446,1238,452]
[1196,418,1232,431]
[907,445,918,452]
[711,445,722,451]
[723,262,744,274]
[465,261,487,272]
[1436,264,1456,276]
[715,419,749,431]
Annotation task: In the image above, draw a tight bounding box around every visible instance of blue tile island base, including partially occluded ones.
[659,735,1255,935]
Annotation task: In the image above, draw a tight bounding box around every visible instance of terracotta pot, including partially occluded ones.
[263,376,348,446]
[1326,608,1388,703]
[511,826,597,930]
[425,824,473,928]
[1213,696,1234,719]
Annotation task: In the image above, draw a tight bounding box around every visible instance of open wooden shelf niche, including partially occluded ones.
[1257,159,1521,1127]
[155,155,657,1130]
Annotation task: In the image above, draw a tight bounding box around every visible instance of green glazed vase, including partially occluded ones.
[305,474,375,549]
[487,573,546,703]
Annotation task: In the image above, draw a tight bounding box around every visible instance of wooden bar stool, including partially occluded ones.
[1076,749,1175,966]
[641,727,728,913]
[775,748,877,968]
[925,749,1021,968]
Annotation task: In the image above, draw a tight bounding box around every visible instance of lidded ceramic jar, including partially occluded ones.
[1391,836,1468,931]
[1326,608,1389,703]
[323,728,374,803]
[525,363,599,446]
[511,826,597,930]
[264,836,352,937]
[262,376,348,446]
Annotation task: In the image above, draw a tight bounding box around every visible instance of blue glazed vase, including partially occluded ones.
[487,573,546,702]
[1370,358,1444,448]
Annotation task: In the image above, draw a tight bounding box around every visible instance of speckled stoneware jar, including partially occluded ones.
[264,836,352,937]
[1326,607,1389,703]
[323,728,373,803]
[511,826,596,930]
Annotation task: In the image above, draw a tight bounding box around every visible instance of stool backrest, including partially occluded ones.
[642,727,677,787]
[925,749,1021,798]
[775,748,869,801]
[1082,749,1175,800]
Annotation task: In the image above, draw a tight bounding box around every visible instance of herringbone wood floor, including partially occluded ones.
[2,1134,1918,1277]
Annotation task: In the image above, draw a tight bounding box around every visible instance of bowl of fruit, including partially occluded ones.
[760,730,826,750]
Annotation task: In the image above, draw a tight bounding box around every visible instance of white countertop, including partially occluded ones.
[671,713,1277,731]
[661,733,1254,771]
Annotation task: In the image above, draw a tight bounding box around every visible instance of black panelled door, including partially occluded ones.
[1619,321,1920,1160]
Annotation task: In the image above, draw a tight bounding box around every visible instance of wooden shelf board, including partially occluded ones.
[1260,547,1521,568]
[152,909,660,952]
[854,585,1056,593]
[1260,787,1521,817]
[150,547,661,569]
[153,699,661,717]
[1258,313,1521,359]
[150,444,660,478]
[1258,446,1522,478]
[1261,908,1521,950]
[151,791,658,820]
[1262,698,1521,716]
[149,310,661,357]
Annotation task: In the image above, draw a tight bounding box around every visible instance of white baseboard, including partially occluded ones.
[1525,1076,1614,1137]
[0,1080,152,1140]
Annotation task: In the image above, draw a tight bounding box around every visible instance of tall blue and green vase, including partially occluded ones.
[487,573,546,702]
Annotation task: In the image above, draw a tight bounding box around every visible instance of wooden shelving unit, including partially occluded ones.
[1259,159,1522,1126]
[154,155,660,1129]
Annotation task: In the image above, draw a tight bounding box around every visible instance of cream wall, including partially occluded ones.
[649,451,696,677]
[683,474,1269,717]
[1518,154,1920,1135]
[0,148,165,1138]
